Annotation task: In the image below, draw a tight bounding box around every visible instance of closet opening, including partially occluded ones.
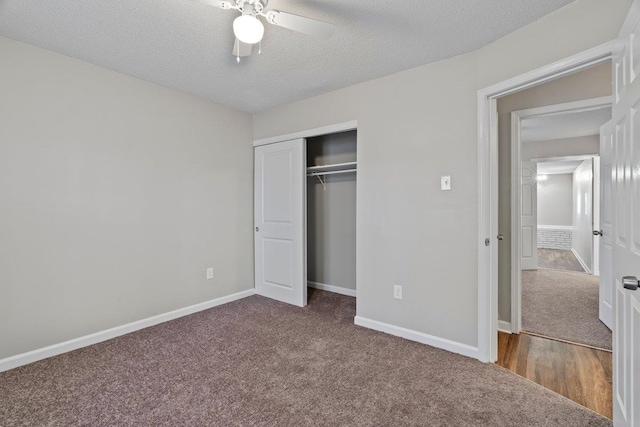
[253,121,357,308]
[306,130,357,302]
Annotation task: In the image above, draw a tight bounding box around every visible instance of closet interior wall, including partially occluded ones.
[307,131,357,293]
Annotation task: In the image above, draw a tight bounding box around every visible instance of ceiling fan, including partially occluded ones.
[196,0,335,62]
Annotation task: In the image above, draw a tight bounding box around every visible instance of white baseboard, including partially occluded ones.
[308,281,356,297]
[354,316,479,360]
[498,320,513,334]
[571,248,591,274]
[0,289,256,373]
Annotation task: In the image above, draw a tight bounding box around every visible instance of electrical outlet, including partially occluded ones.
[394,285,403,300]
[206,267,214,280]
[441,175,451,191]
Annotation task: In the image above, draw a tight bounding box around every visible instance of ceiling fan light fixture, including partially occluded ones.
[233,15,264,44]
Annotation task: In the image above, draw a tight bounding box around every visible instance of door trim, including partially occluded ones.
[253,121,358,147]
[477,41,615,363]
[509,98,610,335]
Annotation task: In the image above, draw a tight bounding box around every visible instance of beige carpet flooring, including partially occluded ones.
[522,269,612,350]
[0,289,611,426]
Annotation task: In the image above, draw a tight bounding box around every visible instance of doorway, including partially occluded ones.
[517,153,611,352]
[476,41,614,361]
[505,95,611,344]
[479,48,614,418]
[536,157,596,273]
[536,157,597,273]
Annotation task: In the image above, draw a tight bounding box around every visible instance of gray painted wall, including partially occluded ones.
[496,63,611,323]
[0,36,254,360]
[253,0,630,348]
[307,131,357,290]
[538,174,574,227]
[572,159,595,272]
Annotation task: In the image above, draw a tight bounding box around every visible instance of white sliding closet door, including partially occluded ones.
[254,139,307,307]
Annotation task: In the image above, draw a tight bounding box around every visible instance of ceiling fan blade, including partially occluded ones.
[266,11,335,39]
[232,38,252,57]
[192,0,234,9]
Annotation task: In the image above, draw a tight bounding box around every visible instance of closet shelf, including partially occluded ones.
[306,161,357,173]
[307,161,357,189]
[307,169,357,177]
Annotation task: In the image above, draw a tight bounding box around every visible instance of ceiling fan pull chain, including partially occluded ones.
[236,38,240,63]
[258,41,262,55]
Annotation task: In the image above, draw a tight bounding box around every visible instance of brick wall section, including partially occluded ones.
[537,227,572,250]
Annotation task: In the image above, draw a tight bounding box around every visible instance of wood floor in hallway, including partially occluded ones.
[497,332,612,419]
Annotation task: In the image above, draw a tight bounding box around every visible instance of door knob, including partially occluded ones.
[497,234,504,241]
[623,276,639,291]
[593,230,603,236]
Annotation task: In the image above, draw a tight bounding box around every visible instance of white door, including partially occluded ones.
[254,139,307,307]
[521,161,538,270]
[611,4,640,425]
[599,121,614,330]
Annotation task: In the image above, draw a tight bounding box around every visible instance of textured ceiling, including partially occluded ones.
[522,107,612,143]
[537,160,583,175]
[0,0,576,112]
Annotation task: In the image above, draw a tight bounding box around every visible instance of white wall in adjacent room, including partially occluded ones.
[538,174,574,227]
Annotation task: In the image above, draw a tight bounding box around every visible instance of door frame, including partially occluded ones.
[477,41,615,363]
[253,121,358,147]
[508,98,611,334]
[512,153,602,334]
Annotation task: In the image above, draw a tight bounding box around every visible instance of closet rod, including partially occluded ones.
[307,169,357,177]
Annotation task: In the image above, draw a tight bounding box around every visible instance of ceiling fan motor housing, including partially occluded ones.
[237,0,266,15]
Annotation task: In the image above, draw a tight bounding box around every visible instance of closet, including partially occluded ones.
[254,128,357,307]
[306,130,357,298]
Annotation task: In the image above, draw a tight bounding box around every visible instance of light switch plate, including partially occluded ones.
[206,267,214,280]
[394,285,403,300]
[441,175,451,191]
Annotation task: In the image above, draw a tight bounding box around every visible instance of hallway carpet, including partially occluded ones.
[1,290,610,426]
[537,248,585,272]
[523,269,612,350]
